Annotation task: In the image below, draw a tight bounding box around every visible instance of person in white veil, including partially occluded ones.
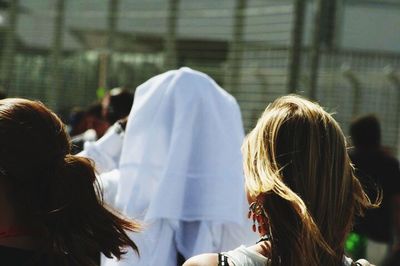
[82,67,256,265]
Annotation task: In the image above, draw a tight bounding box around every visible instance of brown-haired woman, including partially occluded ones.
[184,95,379,266]
[0,98,139,266]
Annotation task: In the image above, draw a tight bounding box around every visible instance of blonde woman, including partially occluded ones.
[184,95,378,266]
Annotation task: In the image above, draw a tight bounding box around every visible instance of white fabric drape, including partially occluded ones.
[78,124,124,205]
[79,123,125,174]
[94,67,256,266]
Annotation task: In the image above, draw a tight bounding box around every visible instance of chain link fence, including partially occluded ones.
[1,0,399,155]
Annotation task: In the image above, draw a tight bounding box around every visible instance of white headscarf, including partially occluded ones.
[116,67,246,223]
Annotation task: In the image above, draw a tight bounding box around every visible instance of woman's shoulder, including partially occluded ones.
[184,243,270,266]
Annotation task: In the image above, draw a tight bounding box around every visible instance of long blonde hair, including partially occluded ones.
[243,95,378,266]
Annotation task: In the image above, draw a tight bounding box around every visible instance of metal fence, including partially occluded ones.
[315,50,400,154]
[1,0,399,156]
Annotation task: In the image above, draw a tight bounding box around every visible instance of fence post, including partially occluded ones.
[164,0,180,70]
[397,85,400,158]
[225,0,247,94]
[287,0,306,94]
[106,0,119,88]
[251,67,269,128]
[383,66,400,157]
[51,0,65,110]
[0,0,19,94]
[98,53,108,93]
[309,0,324,100]
[341,64,361,117]
[108,0,119,52]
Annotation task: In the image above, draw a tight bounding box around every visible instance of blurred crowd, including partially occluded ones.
[68,88,134,154]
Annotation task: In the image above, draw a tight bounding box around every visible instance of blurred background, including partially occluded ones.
[0,0,399,153]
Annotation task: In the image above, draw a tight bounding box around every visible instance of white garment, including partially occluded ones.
[103,67,257,266]
[101,220,178,266]
[365,238,389,265]
[79,123,125,174]
[79,124,124,207]
[97,169,120,206]
[223,246,372,266]
[223,246,270,266]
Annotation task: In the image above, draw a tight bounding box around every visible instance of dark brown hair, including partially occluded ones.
[0,98,139,265]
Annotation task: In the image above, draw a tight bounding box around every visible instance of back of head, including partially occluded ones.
[68,107,86,136]
[243,95,374,266]
[86,102,110,138]
[103,88,134,124]
[350,115,381,150]
[0,98,138,265]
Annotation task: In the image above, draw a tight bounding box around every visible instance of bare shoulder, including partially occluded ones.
[183,253,218,266]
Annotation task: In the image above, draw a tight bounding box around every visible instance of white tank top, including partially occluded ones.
[222,245,372,266]
[223,246,270,266]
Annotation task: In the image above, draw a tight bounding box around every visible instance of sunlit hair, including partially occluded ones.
[0,98,139,266]
[243,95,379,266]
